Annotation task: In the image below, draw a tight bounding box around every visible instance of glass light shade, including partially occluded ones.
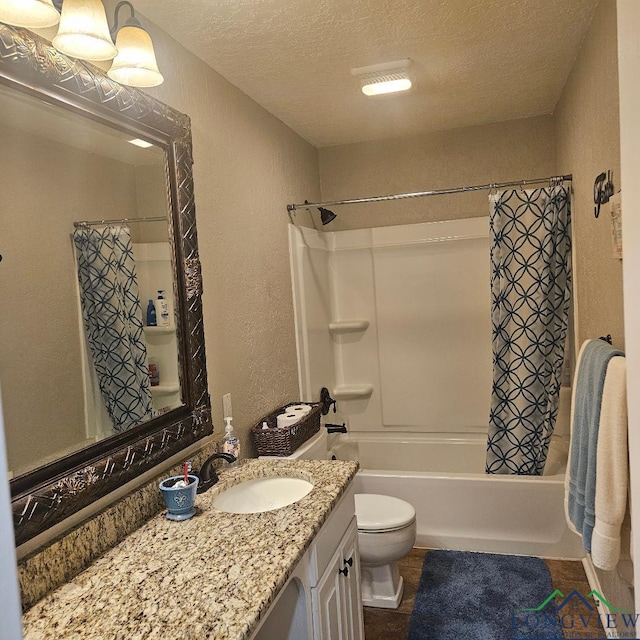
[107,25,163,87]
[0,0,60,28]
[52,0,116,61]
[361,77,412,96]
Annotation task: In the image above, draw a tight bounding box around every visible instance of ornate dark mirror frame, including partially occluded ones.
[0,24,212,547]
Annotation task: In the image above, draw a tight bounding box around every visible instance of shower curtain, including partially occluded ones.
[73,225,153,433]
[485,186,571,475]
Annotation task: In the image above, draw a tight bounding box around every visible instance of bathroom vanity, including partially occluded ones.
[21,459,363,640]
[251,476,363,640]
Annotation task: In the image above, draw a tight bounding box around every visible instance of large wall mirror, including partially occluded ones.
[0,24,212,546]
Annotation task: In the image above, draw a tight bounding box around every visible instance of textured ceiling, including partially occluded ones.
[134,0,599,148]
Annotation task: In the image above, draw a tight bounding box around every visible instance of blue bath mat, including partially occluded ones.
[407,550,564,640]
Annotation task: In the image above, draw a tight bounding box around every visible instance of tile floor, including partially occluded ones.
[362,548,601,639]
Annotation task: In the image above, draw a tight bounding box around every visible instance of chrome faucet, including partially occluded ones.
[195,452,236,494]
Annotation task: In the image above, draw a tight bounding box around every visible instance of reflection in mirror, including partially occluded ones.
[0,84,182,479]
[1,22,210,547]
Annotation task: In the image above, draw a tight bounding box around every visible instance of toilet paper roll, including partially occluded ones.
[286,404,312,416]
[277,413,300,428]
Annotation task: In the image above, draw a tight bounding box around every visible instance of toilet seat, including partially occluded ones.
[355,494,416,533]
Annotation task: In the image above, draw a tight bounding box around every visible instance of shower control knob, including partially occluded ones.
[320,387,337,416]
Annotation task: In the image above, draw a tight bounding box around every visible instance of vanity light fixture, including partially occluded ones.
[53,0,116,61]
[0,0,60,29]
[351,59,413,97]
[0,0,163,87]
[107,1,163,88]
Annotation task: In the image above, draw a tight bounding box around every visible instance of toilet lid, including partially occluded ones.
[355,494,416,532]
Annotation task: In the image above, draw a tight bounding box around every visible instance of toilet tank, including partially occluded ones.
[258,429,329,460]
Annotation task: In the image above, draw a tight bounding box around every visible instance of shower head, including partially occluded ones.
[318,207,337,225]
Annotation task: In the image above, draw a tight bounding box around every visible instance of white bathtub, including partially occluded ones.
[329,433,584,560]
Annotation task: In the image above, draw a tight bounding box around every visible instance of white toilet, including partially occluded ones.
[355,493,416,608]
[261,428,416,609]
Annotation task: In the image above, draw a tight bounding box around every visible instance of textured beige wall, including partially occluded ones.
[0,123,138,475]
[137,19,321,455]
[555,0,623,350]
[132,164,169,244]
[318,116,556,231]
[555,0,630,610]
[618,0,640,608]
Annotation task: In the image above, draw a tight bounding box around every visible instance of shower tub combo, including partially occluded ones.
[289,218,582,560]
[330,432,582,559]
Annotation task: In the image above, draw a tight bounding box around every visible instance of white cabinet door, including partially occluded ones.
[340,520,364,640]
[314,549,345,640]
[312,517,364,640]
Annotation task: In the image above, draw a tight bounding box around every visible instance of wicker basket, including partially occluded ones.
[251,402,322,456]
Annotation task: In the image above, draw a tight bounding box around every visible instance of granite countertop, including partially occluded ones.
[22,458,359,640]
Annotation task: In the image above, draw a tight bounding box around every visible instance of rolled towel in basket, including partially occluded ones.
[277,413,301,428]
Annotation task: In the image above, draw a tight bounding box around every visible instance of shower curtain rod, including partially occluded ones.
[73,216,167,228]
[286,174,573,212]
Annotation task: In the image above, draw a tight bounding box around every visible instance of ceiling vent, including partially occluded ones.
[351,59,413,96]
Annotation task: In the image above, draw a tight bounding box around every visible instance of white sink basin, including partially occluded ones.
[212,476,314,514]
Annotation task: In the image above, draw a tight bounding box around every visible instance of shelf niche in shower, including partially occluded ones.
[143,325,176,335]
[328,320,370,335]
[333,384,374,400]
[149,383,180,396]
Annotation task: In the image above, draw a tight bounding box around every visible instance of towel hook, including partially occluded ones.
[594,170,615,219]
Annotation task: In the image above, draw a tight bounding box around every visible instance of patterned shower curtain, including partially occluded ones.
[485,186,571,475]
[73,225,153,433]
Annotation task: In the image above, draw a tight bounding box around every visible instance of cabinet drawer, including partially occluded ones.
[310,482,356,584]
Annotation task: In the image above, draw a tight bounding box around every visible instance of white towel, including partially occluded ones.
[591,356,628,571]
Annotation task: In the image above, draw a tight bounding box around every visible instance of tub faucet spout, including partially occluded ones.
[195,452,236,493]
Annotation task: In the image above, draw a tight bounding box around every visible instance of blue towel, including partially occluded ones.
[567,339,624,551]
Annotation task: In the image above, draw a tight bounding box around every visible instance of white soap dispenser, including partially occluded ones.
[222,416,240,459]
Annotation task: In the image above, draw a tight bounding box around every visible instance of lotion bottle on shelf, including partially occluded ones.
[156,290,170,327]
[222,417,240,459]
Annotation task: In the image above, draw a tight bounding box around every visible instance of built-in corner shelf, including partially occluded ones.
[328,320,370,335]
[333,384,374,400]
[143,325,175,335]
[150,383,180,396]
